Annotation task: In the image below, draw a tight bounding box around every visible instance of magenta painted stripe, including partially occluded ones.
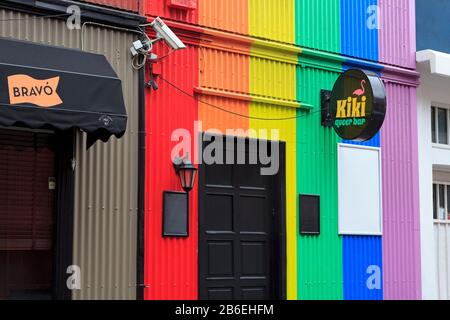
[379,0,416,69]
[380,80,421,300]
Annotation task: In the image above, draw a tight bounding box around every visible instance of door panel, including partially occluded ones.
[199,136,278,300]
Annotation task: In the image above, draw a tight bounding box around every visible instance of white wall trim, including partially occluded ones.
[417,50,450,78]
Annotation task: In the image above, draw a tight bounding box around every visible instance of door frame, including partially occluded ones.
[197,134,287,300]
[52,129,75,300]
[0,127,74,300]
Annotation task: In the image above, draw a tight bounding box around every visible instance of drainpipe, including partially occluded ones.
[136,64,146,300]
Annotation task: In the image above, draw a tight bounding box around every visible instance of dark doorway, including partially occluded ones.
[198,135,286,300]
[0,128,56,300]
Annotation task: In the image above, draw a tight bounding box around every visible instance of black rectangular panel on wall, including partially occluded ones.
[299,194,320,235]
[162,191,188,237]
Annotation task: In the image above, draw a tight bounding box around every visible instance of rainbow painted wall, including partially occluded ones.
[144,0,420,300]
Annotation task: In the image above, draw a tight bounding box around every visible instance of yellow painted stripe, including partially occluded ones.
[248,0,298,299]
[249,35,298,299]
[249,0,295,44]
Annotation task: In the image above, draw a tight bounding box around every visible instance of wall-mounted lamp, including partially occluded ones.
[173,154,197,193]
[162,155,196,238]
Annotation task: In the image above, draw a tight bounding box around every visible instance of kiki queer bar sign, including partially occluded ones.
[330,69,386,141]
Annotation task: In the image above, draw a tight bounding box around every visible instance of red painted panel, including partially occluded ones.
[144,0,198,24]
[80,0,140,12]
[168,0,197,10]
[144,41,199,299]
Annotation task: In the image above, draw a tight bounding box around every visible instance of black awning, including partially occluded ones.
[0,37,127,145]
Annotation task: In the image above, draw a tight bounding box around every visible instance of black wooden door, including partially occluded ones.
[199,136,277,300]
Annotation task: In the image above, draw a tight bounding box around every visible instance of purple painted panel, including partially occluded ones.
[380,80,421,300]
[379,0,416,69]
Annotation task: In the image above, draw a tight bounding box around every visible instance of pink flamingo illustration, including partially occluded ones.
[353,79,366,97]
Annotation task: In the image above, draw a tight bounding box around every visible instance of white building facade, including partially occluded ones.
[417,50,450,299]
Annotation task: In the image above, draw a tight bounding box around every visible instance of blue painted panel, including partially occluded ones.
[342,132,380,148]
[340,7,384,297]
[341,0,379,61]
[343,236,383,300]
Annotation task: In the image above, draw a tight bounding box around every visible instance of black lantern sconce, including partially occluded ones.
[162,154,197,238]
[173,154,197,193]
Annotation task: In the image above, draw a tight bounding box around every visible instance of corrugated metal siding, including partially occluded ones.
[199,46,249,94]
[379,0,416,68]
[249,0,295,44]
[0,11,81,46]
[145,43,198,299]
[380,80,421,299]
[342,133,380,147]
[0,9,139,300]
[198,32,299,299]
[340,62,383,299]
[434,223,450,300]
[295,0,341,54]
[80,0,140,12]
[144,0,197,24]
[73,26,139,301]
[199,0,248,35]
[198,95,249,133]
[250,55,297,101]
[249,43,298,299]
[198,41,250,151]
[296,63,343,300]
[343,236,383,300]
[248,103,297,144]
[340,0,378,62]
[141,0,421,301]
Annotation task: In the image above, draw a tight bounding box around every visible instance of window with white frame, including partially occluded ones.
[431,106,449,145]
[433,183,450,221]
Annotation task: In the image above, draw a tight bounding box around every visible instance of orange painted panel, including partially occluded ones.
[199,0,248,35]
[198,95,249,133]
[199,46,250,94]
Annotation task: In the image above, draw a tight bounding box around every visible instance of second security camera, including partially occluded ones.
[150,17,186,51]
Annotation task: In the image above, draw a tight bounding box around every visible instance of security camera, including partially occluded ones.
[150,17,186,51]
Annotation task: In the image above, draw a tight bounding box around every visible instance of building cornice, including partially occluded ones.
[146,17,420,86]
[417,50,450,79]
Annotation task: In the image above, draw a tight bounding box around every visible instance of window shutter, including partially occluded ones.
[0,129,55,251]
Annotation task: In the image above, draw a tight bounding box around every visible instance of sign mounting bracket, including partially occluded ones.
[321,89,333,127]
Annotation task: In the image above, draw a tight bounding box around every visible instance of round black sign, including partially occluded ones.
[330,69,386,141]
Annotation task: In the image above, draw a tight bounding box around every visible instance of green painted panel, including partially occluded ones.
[295,0,341,53]
[296,62,343,300]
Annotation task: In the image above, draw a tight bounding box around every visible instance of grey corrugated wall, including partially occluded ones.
[0,9,139,300]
